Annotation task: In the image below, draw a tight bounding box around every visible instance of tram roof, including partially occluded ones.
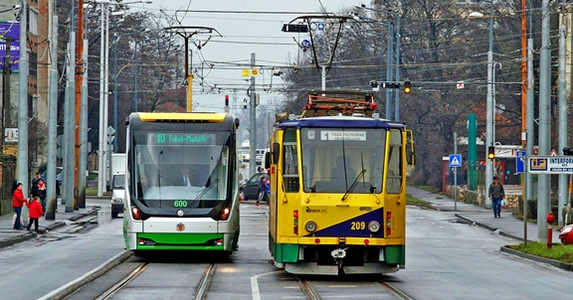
[277,116,406,129]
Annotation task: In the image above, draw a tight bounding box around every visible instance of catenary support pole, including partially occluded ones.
[17,0,29,224]
[537,0,551,242]
[46,11,58,220]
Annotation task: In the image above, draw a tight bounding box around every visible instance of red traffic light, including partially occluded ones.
[225,95,229,106]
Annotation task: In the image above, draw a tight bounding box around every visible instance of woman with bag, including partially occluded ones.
[12,183,28,230]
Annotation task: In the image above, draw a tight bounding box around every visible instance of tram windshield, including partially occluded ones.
[130,130,230,208]
[300,128,386,194]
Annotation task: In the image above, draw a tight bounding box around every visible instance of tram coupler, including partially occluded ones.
[331,248,347,259]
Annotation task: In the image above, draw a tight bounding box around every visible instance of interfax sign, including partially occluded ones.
[528,156,573,174]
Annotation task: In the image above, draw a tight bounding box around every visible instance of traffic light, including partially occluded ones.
[225,95,229,107]
[488,146,495,160]
[404,81,411,94]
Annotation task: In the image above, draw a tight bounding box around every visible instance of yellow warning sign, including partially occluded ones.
[241,69,250,77]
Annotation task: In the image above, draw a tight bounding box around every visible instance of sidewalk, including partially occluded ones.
[407,186,561,244]
[0,200,98,249]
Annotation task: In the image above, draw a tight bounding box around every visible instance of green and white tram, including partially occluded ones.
[122,112,241,254]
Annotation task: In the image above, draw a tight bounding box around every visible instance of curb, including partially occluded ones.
[500,246,573,272]
[454,213,573,273]
[0,207,99,249]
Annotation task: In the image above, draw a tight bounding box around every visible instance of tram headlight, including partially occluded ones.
[131,205,142,220]
[219,206,231,220]
[305,220,317,233]
[368,220,381,233]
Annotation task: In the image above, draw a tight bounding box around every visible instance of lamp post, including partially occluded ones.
[485,1,494,209]
[113,30,146,152]
[469,2,495,207]
[96,0,110,197]
[96,0,152,195]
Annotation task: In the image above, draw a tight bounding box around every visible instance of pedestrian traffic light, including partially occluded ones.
[488,146,495,160]
[404,81,411,94]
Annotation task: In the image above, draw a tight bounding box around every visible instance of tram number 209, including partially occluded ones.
[351,221,366,230]
[174,200,188,208]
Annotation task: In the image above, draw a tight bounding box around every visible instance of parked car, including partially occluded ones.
[559,224,573,245]
[239,172,268,200]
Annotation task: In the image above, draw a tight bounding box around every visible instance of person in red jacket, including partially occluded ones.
[12,182,28,230]
[26,196,44,232]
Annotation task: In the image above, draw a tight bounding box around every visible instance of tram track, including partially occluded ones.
[297,276,414,300]
[193,263,216,300]
[298,279,322,300]
[378,280,414,300]
[95,262,149,300]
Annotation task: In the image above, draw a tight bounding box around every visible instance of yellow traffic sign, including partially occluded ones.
[242,69,249,77]
[251,69,259,76]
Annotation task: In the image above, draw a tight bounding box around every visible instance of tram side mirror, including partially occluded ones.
[406,130,415,166]
[264,152,271,169]
[272,142,280,164]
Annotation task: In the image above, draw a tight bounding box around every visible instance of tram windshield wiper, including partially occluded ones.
[341,169,366,201]
[194,178,220,200]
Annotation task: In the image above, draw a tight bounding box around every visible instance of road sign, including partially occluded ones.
[449,154,462,167]
[528,156,573,174]
[550,149,558,156]
[515,150,525,173]
[456,81,464,89]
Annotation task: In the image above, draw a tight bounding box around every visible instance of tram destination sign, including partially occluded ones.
[528,156,573,174]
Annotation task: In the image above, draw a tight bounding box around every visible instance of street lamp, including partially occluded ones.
[96,0,153,196]
[473,2,495,208]
[113,29,148,152]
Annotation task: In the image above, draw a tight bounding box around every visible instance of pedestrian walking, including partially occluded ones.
[26,196,44,232]
[12,183,28,230]
[488,176,505,218]
[31,178,47,213]
[256,176,270,206]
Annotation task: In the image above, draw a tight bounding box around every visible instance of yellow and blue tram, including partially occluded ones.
[266,91,414,275]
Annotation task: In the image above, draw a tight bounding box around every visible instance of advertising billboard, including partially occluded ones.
[0,21,20,72]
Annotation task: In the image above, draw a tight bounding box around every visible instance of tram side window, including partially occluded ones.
[386,129,402,194]
[283,143,299,192]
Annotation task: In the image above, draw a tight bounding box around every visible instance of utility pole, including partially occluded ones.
[63,18,77,213]
[45,7,59,219]
[249,53,257,178]
[75,0,85,209]
[537,0,551,242]
[17,0,29,223]
[1,35,11,152]
[558,9,568,225]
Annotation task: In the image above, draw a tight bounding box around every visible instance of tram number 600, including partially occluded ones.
[351,221,366,230]
[174,200,188,208]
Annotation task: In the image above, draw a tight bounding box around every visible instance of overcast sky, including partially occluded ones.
[134,0,370,111]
